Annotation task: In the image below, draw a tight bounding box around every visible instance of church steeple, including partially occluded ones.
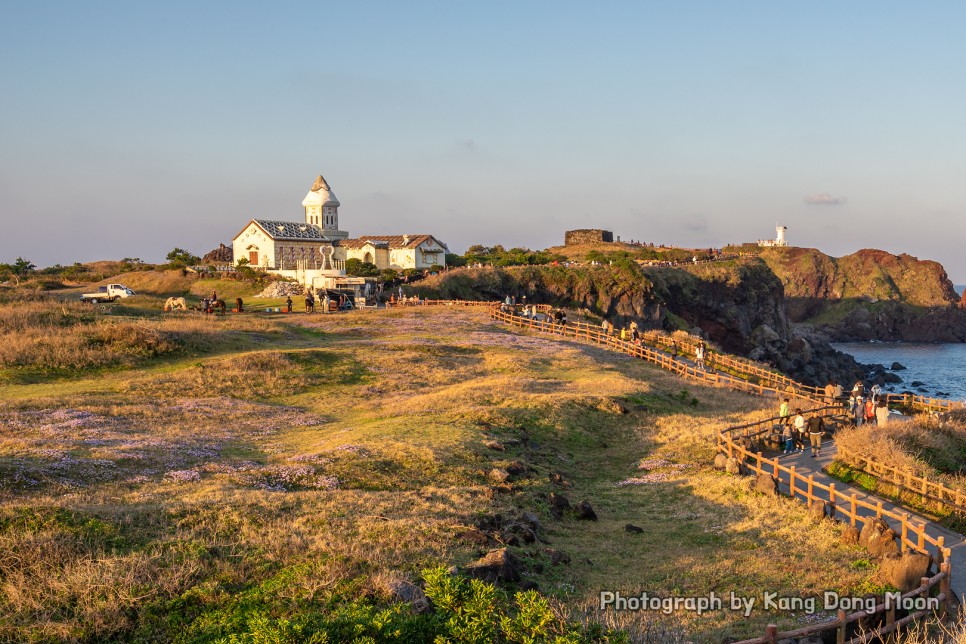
[301,174,346,238]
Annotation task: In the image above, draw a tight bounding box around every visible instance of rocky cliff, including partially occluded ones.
[758,247,966,341]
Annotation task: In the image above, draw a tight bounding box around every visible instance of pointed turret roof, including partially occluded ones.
[302,174,340,207]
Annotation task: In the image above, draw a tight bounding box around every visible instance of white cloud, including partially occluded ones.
[803,193,847,206]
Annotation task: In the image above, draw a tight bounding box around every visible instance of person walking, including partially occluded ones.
[782,423,794,454]
[853,395,864,427]
[793,410,807,453]
[779,398,791,426]
[695,341,706,370]
[864,397,877,426]
[807,414,825,458]
[286,296,293,313]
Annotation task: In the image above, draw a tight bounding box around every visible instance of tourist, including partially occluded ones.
[870,383,883,404]
[875,399,890,427]
[305,292,314,313]
[779,397,791,426]
[792,409,807,452]
[832,381,844,405]
[807,414,825,458]
[235,297,243,313]
[852,380,865,399]
[864,397,877,426]
[824,381,836,405]
[695,341,706,370]
[782,423,794,454]
[853,395,864,427]
[601,319,609,334]
[323,294,330,313]
[620,327,627,341]
[847,394,858,426]
[286,296,293,313]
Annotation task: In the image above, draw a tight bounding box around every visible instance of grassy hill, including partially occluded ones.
[0,298,881,642]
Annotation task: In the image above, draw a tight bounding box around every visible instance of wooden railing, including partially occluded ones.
[836,444,966,516]
[477,304,954,643]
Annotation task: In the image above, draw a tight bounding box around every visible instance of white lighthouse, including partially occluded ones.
[758,224,788,248]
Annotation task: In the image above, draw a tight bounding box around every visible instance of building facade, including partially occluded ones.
[231,174,448,288]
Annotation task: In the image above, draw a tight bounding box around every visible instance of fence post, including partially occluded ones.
[829,483,836,518]
[850,493,857,527]
[764,624,777,644]
[918,522,926,552]
[940,561,952,620]
[937,537,945,565]
[756,451,763,473]
[901,513,909,550]
[836,609,846,644]
[808,475,814,502]
[789,466,796,498]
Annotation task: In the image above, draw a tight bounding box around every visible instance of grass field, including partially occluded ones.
[0,296,887,642]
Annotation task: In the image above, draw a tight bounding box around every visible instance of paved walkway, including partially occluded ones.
[775,438,966,601]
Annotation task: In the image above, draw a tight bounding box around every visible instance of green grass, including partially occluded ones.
[0,301,879,642]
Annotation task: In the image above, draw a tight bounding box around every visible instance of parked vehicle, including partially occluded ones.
[80,284,136,303]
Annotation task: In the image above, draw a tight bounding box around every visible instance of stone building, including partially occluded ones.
[231,174,448,291]
[565,229,614,245]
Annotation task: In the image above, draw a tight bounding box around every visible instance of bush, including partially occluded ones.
[345,259,380,277]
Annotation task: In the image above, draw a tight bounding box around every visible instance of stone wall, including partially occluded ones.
[565,229,614,246]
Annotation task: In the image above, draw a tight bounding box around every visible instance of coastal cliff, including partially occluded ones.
[758,247,966,341]
[411,261,863,385]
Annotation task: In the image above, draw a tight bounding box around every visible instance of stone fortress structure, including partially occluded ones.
[232,174,448,294]
[565,229,614,246]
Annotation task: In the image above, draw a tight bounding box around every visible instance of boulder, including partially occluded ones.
[859,517,889,547]
[841,525,861,545]
[548,472,570,487]
[575,500,598,521]
[549,492,570,519]
[455,526,491,546]
[878,552,932,592]
[505,460,527,476]
[753,473,779,496]
[464,548,522,583]
[385,578,430,613]
[891,362,907,371]
[624,524,644,534]
[809,500,828,522]
[543,548,571,565]
[713,453,728,471]
[866,524,900,559]
[483,440,505,451]
[725,457,742,475]
[489,468,510,483]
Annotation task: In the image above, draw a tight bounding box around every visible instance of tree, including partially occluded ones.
[380,268,399,283]
[166,248,200,268]
[12,257,35,276]
[344,258,380,277]
[445,253,466,267]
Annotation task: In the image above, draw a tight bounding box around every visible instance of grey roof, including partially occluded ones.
[252,219,333,241]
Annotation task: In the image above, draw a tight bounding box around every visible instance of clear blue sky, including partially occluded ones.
[2,2,966,280]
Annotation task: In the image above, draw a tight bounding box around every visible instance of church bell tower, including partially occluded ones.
[301,174,348,239]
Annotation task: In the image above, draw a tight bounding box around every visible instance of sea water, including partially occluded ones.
[829,285,966,402]
[832,342,966,402]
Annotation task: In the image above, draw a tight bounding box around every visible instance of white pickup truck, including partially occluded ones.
[80,284,136,303]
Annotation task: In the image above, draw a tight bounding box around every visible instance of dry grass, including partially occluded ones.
[0,304,885,642]
[835,415,966,492]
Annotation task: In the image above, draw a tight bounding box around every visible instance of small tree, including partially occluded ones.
[12,257,35,276]
[166,248,200,268]
[444,253,467,267]
[345,258,380,277]
[381,268,399,283]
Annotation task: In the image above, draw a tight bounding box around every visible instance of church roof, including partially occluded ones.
[341,235,445,250]
[250,219,335,241]
[302,175,340,207]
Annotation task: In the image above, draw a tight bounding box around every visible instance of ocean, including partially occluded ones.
[831,284,966,402]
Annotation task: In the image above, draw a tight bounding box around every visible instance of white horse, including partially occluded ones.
[163,296,187,311]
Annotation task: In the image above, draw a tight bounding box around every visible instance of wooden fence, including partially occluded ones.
[478,304,955,642]
[837,444,966,517]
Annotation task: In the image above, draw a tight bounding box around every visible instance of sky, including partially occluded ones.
[2,2,966,280]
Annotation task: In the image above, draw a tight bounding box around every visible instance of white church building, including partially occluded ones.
[232,175,448,289]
